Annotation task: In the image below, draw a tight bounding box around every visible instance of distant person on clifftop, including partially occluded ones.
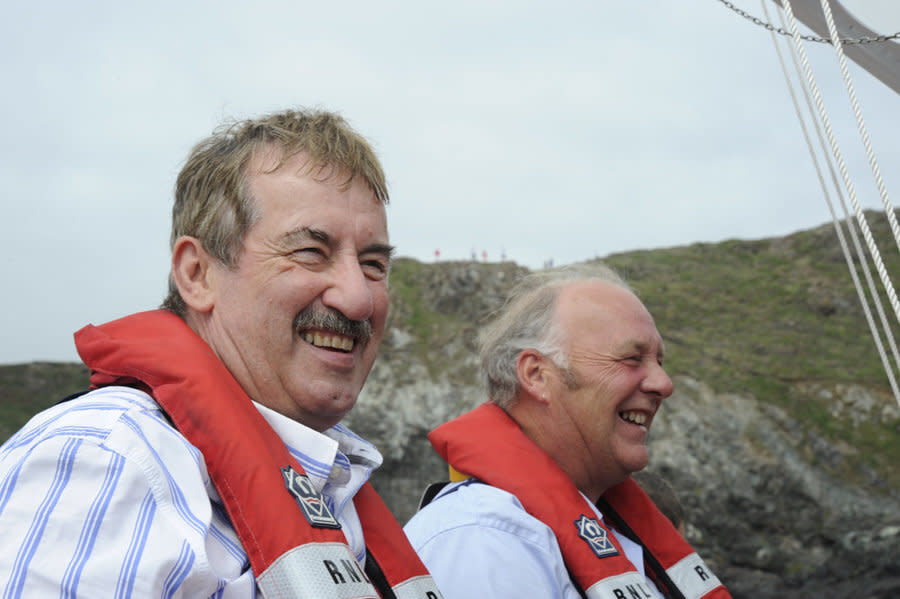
[0,109,443,598]
[404,263,731,598]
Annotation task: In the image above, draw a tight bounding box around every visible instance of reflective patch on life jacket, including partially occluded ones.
[584,571,654,598]
[666,552,724,599]
[258,542,378,598]
[391,575,444,599]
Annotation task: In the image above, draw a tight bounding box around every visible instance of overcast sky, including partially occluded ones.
[2,0,898,364]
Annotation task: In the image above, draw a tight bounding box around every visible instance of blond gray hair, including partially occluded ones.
[479,263,631,410]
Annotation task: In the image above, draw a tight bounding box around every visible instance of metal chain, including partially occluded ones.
[717,0,900,44]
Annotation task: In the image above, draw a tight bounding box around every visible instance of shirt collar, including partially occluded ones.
[252,401,382,492]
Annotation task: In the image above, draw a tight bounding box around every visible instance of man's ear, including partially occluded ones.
[171,236,217,314]
[516,349,552,405]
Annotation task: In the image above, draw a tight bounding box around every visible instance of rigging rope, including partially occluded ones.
[816,0,900,255]
[765,0,900,407]
[719,0,900,44]
[759,0,900,406]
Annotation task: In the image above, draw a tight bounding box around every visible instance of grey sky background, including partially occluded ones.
[2,0,898,364]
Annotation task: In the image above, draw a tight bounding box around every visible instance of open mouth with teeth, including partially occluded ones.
[301,330,355,353]
[619,410,649,429]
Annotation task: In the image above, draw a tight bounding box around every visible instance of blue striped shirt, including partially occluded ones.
[0,386,382,598]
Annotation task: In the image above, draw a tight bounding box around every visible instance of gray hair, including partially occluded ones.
[479,263,631,410]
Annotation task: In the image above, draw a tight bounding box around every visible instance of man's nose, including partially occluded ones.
[643,362,674,400]
[321,256,374,323]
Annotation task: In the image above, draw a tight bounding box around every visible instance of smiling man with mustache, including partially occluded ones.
[0,109,442,598]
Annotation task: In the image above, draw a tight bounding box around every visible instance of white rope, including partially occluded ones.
[759,0,900,404]
[818,0,900,254]
[780,0,900,334]
[813,0,900,408]
[762,1,900,404]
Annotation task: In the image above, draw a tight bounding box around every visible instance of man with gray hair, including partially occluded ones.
[404,264,730,599]
[0,108,442,598]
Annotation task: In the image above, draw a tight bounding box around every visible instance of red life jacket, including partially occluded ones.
[428,403,731,599]
[75,309,442,599]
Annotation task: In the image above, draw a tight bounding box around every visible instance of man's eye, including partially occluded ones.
[361,259,389,279]
[291,247,328,263]
[294,247,325,257]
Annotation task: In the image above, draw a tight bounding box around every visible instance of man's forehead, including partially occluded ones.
[556,280,663,344]
[557,280,637,313]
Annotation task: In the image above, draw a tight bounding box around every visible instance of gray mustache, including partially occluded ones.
[293,308,372,344]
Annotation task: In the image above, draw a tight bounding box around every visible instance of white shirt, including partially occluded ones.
[0,385,382,598]
[403,479,663,599]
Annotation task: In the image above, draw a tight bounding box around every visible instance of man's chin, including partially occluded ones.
[307,391,361,428]
[621,450,650,476]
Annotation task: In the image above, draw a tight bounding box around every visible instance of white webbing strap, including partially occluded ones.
[666,552,725,599]
[392,576,443,599]
[257,543,379,599]
[257,542,444,599]
[583,571,656,599]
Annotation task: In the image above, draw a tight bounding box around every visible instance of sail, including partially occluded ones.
[772,0,900,94]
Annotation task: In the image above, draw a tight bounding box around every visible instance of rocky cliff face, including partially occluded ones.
[345,255,900,598]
